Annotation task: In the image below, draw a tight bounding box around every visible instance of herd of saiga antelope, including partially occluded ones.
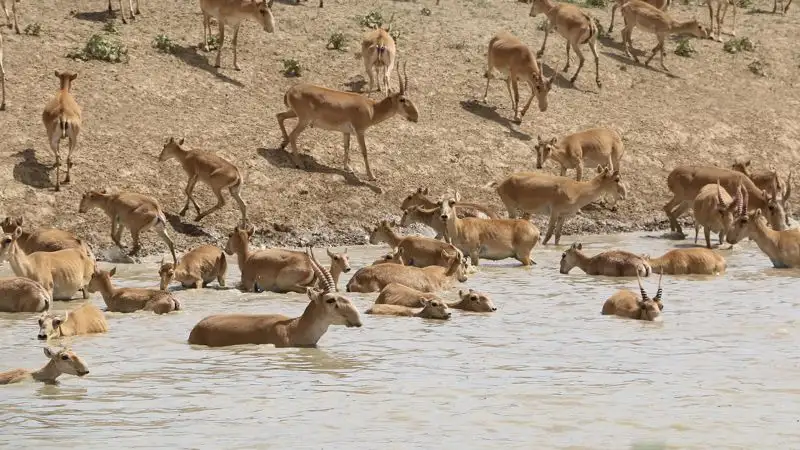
[0,0,796,385]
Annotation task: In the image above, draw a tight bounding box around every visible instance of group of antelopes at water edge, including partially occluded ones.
[0,0,796,385]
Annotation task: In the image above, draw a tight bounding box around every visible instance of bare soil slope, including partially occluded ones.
[1,0,798,259]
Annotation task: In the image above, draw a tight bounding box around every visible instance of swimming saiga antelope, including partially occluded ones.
[0,347,89,385]
[42,71,82,191]
[601,272,664,322]
[726,190,800,268]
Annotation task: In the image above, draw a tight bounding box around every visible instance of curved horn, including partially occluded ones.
[716,179,725,206]
[402,60,409,93]
[654,271,663,302]
[785,171,793,200]
[307,247,335,293]
[740,185,749,216]
[636,272,649,301]
[397,57,405,94]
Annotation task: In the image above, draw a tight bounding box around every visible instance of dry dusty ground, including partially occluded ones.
[0,0,798,260]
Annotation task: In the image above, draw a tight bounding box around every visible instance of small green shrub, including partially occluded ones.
[282,58,302,77]
[67,34,128,63]
[102,19,119,34]
[420,7,432,15]
[585,0,608,8]
[359,11,384,28]
[736,0,753,8]
[723,37,755,54]
[152,34,178,54]
[673,38,696,57]
[203,35,220,51]
[389,28,402,43]
[23,22,42,36]
[748,59,766,76]
[326,32,347,50]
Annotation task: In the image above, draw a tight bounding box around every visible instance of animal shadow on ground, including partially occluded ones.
[12,149,53,189]
[601,50,679,78]
[70,9,114,23]
[746,7,776,14]
[459,100,531,141]
[172,44,245,88]
[540,62,589,92]
[258,147,383,194]
[164,212,214,238]
[344,77,368,93]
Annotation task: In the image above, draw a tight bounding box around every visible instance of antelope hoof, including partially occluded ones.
[214,63,221,69]
[536,50,544,59]
[512,117,522,125]
[62,177,71,184]
[195,214,206,222]
[569,75,578,85]
[596,80,602,89]
[135,8,141,15]
[54,185,60,192]
[234,65,242,71]
[562,65,570,73]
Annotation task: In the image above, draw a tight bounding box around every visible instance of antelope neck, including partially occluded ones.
[7,242,35,279]
[30,360,61,383]
[94,276,118,301]
[370,97,398,126]
[289,300,331,346]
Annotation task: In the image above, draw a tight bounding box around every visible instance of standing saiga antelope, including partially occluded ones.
[42,71,82,191]
[1,0,19,34]
[529,0,602,88]
[277,61,418,183]
[772,0,792,14]
[726,190,800,268]
[158,137,247,226]
[609,0,671,34]
[483,32,554,124]
[200,0,275,70]
[706,0,737,41]
[534,127,625,182]
[108,0,140,25]
[361,25,396,94]
[731,158,792,224]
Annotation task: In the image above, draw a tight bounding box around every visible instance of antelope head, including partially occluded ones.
[386,60,419,123]
[636,271,664,322]
[326,247,351,274]
[225,224,255,255]
[401,187,431,211]
[158,137,185,162]
[305,247,362,328]
[458,289,497,312]
[559,242,583,274]
[256,0,276,33]
[594,165,627,201]
[534,135,559,169]
[43,346,90,378]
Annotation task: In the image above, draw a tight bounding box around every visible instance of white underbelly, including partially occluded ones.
[312,120,356,134]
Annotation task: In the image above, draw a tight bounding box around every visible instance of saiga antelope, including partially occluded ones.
[731,158,792,224]
[772,0,792,13]
[620,0,709,72]
[601,272,664,322]
[37,302,108,340]
[691,182,743,248]
[200,0,275,70]
[108,0,140,25]
[483,31,554,124]
[1,0,18,34]
[529,0,602,88]
[609,0,671,34]
[534,127,625,182]
[706,0,737,41]
[726,190,800,268]
[42,71,82,191]
[158,137,247,226]
[361,26,396,93]
[0,347,89,385]
[277,61,418,183]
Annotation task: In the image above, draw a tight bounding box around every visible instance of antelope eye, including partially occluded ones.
[471,296,479,301]
[561,253,566,258]
[399,98,406,103]
[38,319,43,326]
[3,238,10,244]
[61,355,69,361]
[326,298,336,304]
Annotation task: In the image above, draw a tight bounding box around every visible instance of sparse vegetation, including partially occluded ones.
[736,0,753,8]
[723,37,755,54]
[67,34,128,63]
[448,41,468,50]
[326,32,347,51]
[282,58,302,77]
[421,7,432,16]
[674,38,696,57]
[152,34,178,54]
[585,0,608,8]
[359,11,385,28]
[23,23,42,36]
[748,59,766,76]
[389,28,402,43]
[102,19,119,34]
[203,35,220,51]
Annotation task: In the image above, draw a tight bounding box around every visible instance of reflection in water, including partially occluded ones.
[1,232,799,448]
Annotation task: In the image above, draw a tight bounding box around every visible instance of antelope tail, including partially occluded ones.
[59,116,69,139]
[581,13,597,45]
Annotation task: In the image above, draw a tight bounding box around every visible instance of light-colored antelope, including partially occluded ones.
[0,347,89,385]
[0,228,94,300]
[726,191,800,268]
[494,165,627,245]
[42,71,82,192]
[450,289,497,312]
[529,0,601,88]
[438,198,540,266]
[400,205,448,240]
[772,0,792,13]
[361,26,396,93]
[108,0,140,24]
[0,277,51,313]
[706,0,737,41]
[691,182,743,248]
[158,244,227,290]
[731,158,792,224]
[534,128,625,182]
[602,272,664,322]
[201,0,275,70]
[663,165,786,237]
[158,137,247,225]
[88,267,181,314]
[371,249,405,265]
[642,248,726,275]
[37,302,108,340]
[78,189,177,264]
[1,0,18,34]
[0,32,5,111]
[225,224,351,292]
[369,219,462,268]
[401,188,499,219]
[374,282,442,307]
[620,0,709,72]
[188,247,362,347]
[0,217,84,254]
[346,248,468,293]
[277,62,418,183]
[559,242,651,276]
[366,300,452,320]
[483,31,554,124]
[609,0,671,34]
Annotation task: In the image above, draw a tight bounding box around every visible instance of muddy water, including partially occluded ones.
[1,232,799,449]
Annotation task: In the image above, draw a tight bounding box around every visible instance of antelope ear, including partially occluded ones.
[43,347,56,359]
[537,134,543,143]
[109,267,117,277]
[422,188,429,195]
[549,137,557,145]
[418,298,430,307]
[178,138,185,145]
[267,0,274,7]
[15,217,23,226]
[12,227,22,239]
[596,165,603,173]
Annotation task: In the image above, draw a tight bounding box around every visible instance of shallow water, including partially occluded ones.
[1,232,799,449]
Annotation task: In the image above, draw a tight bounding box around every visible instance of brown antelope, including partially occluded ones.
[560,242,651,276]
[42,71,82,191]
[366,300,452,320]
[158,244,227,290]
[158,137,247,225]
[642,248,726,275]
[731,158,792,224]
[88,267,181,314]
[368,219,462,268]
[361,26,396,93]
[529,0,601,88]
[451,289,497,312]
[494,165,627,245]
[726,191,800,268]
[602,272,664,322]
[346,248,468,293]
[438,198,540,266]
[1,0,18,34]
[401,188,499,219]
[0,228,94,300]
[374,282,442,307]
[706,0,736,41]
[188,247,362,347]
[691,182,743,248]
[0,277,51,313]
[225,224,351,292]
[0,32,5,110]
[0,347,89,385]
[620,0,709,72]
[773,0,792,13]
[609,0,671,34]
[371,249,405,265]
[534,128,625,182]
[108,0,140,24]
[483,31,554,124]
[277,61,418,183]
[400,205,448,240]
[201,0,275,70]
[1,217,84,254]
[78,189,177,264]
[663,165,786,237]
[37,302,108,340]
